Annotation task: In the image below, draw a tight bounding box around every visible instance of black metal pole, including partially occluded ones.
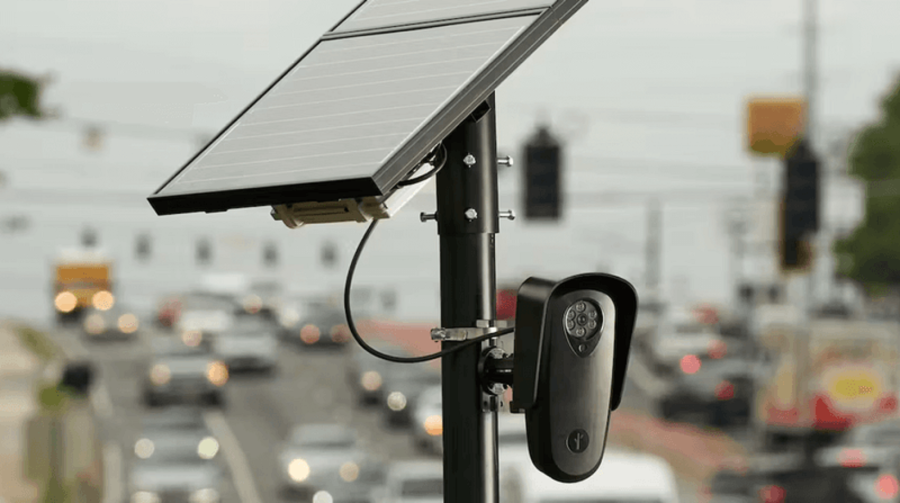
[436,94,500,503]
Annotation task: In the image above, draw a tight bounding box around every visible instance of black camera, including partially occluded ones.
[510,273,638,482]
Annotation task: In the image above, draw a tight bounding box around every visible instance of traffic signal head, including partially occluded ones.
[511,273,638,483]
[523,125,563,221]
[783,139,820,237]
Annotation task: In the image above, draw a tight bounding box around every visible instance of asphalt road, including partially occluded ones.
[44,321,749,503]
[49,324,427,503]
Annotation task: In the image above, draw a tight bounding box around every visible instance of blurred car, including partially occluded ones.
[646,305,727,374]
[371,460,443,503]
[128,424,225,503]
[816,445,900,503]
[381,364,441,427]
[346,340,413,406]
[500,449,680,503]
[240,278,283,319]
[80,304,141,341]
[137,407,220,464]
[142,339,228,407]
[286,300,352,349]
[658,355,758,426]
[213,314,279,373]
[411,385,442,454]
[844,419,900,451]
[701,450,884,503]
[278,424,369,501]
[158,292,239,347]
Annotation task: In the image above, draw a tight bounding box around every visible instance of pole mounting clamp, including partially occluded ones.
[431,319,499,341]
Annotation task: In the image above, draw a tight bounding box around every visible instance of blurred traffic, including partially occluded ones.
[5,1,900,502]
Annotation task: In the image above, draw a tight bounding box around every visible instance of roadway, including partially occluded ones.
[45,321,745,503]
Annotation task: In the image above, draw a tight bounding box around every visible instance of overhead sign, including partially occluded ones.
[746,97,805,157]
[149,0,590,216]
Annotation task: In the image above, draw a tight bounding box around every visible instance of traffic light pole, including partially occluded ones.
[435,93,500,503]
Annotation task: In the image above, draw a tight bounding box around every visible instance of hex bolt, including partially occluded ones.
[463,154,476,168]
[497,156,514,167]
[465,208,478,221]
[420,212,437,222]
[499,210,516,221]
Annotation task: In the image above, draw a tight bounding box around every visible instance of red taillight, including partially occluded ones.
[759,484,786,503]
[680,354,702,374]
[813,395,853,431]
[838,448,866,468]
[715,380,735,401]
[876,474,900,499]
[878,395,898,413]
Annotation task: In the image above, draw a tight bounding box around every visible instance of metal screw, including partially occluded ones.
[499,210,516,221]
[463,154,476,168]
[465,208,478,221]
[420,212,437,222]
[497,156,514,167]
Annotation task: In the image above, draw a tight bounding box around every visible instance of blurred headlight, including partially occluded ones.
[312,491,333,503]
[55,292,77,313]
[197,436,219,460]
[149,364,171,386]
[84,313,106,335]
[118,313,139,334]
[361,371,382,391]
[288,458,310,482]
[92,290,115,311]
[279,308,300,329]
[134,438,155,459]
[424,415,443,437]
[182,329,203,347]
[206,361,229,387]
[387,391,407,411]
[189,488,220,503]
[131,491,160,503]
[339,462,360,482]
[330,324,349,343]
[243,294,263,314]
[300,325,321,345]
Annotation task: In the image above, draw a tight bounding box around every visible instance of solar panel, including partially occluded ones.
[149,0,588,216]
[332,0,554,33]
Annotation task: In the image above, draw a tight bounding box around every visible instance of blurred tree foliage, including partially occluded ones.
[835,77,900,294]
[0,69,44,121]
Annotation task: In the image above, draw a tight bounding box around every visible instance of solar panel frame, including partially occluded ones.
[148,0,588,216]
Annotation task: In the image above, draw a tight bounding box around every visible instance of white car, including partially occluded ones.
[371,460,443,503]
[500,449,680,503]
[278,424,368,499]
[411,385,443,454]
[213,315,279,373]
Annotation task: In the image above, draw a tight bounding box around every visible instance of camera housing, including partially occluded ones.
[510,273,638,483]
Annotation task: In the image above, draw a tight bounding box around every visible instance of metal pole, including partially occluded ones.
[803,0,817,148]
[435,94,500,503]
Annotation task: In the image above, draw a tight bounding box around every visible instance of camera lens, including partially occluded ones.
[564,299,602,339]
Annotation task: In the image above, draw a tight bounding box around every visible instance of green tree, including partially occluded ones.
[835,76,900,294]
[0,69,44,121]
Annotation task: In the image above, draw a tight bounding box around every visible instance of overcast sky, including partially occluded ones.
[2,0,899,315]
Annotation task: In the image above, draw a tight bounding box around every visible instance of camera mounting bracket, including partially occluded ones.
[431,319,500,342]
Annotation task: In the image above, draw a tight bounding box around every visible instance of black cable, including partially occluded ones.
[396,144,447,187]
[344,219,513,364]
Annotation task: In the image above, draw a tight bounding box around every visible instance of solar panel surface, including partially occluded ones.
[149,0,588,215]
[162,16,535,197]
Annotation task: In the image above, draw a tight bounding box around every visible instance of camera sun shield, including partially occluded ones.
[511,273,638,483]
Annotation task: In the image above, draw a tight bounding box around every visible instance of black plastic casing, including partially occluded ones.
[511,273,638,483]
